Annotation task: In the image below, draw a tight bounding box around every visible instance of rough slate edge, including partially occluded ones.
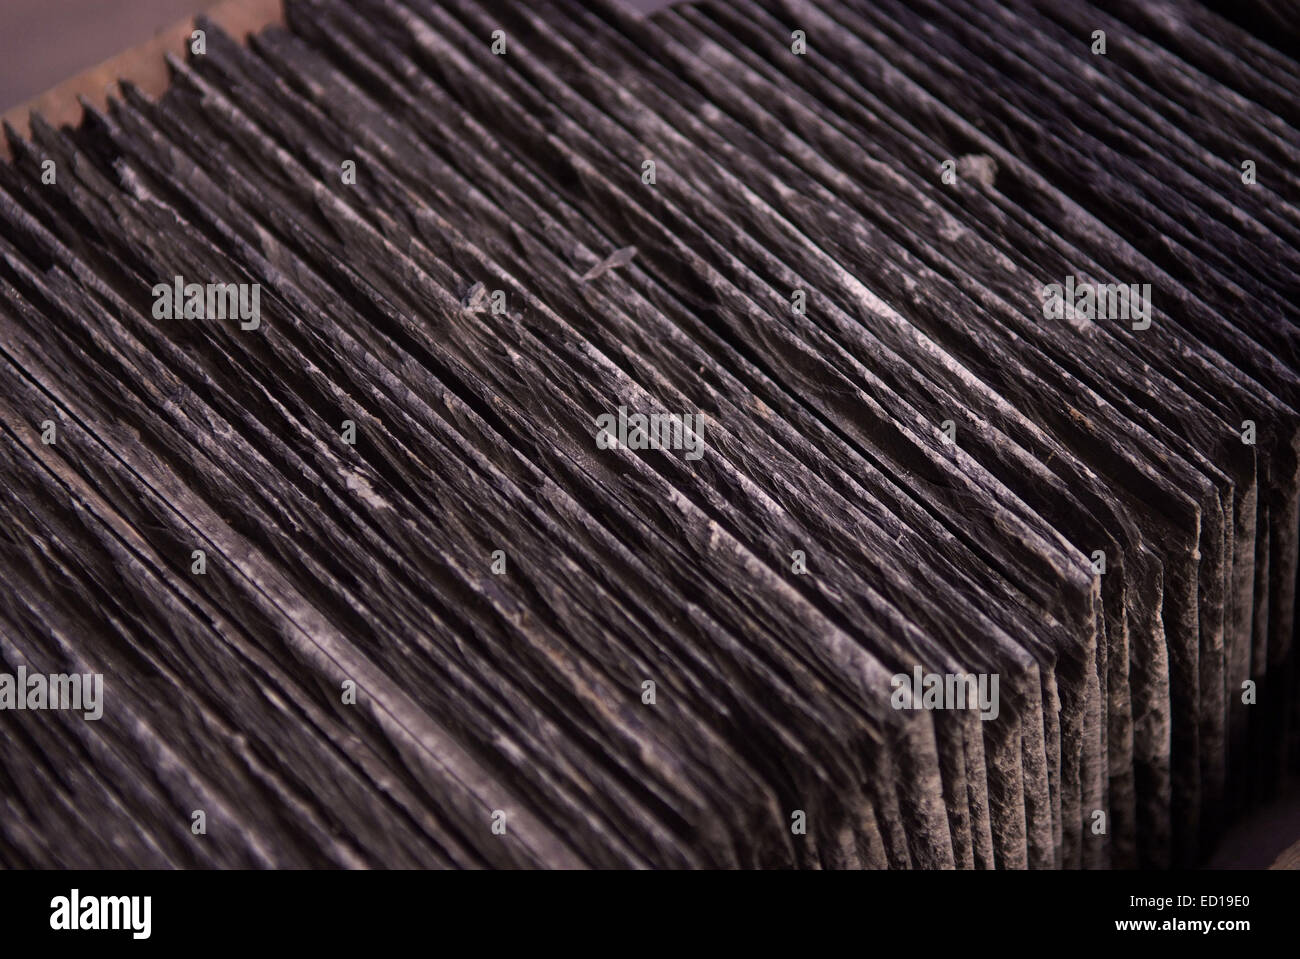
[0,0,283,160]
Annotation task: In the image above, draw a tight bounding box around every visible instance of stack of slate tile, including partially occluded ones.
[0,0,1296,868]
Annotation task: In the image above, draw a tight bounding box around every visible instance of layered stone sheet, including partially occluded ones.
[0,0,1296,868]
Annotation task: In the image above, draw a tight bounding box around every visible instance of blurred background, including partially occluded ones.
[0,0,208,111]
[0,0,677,112]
